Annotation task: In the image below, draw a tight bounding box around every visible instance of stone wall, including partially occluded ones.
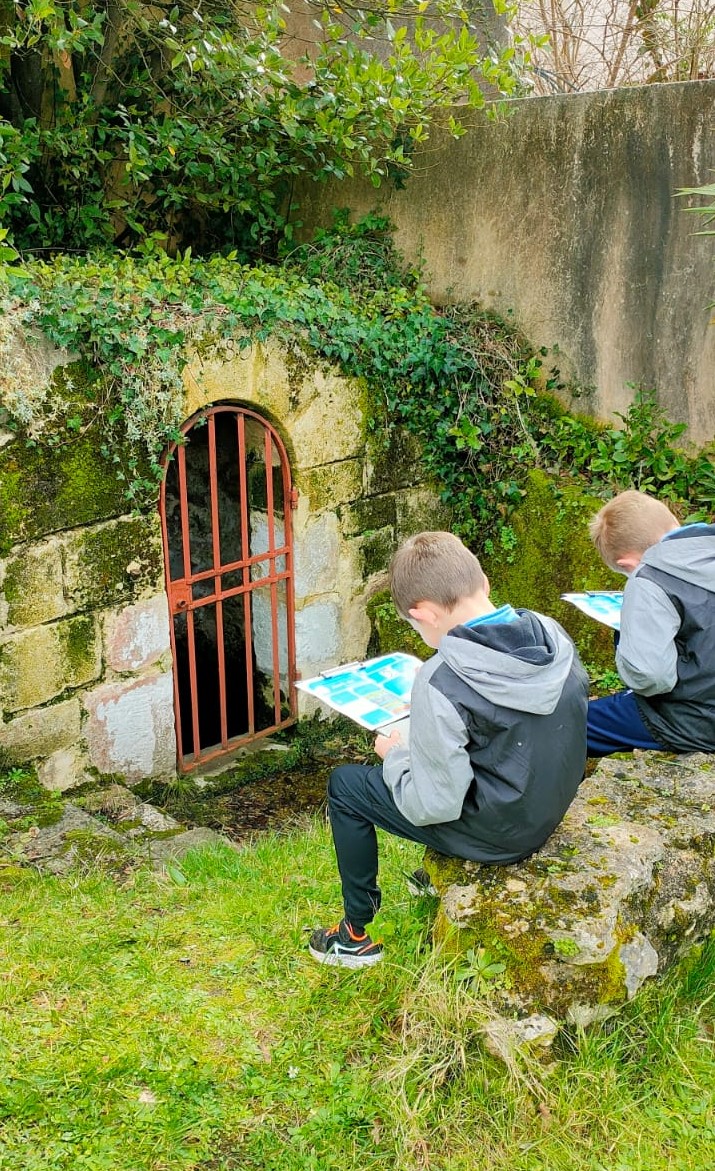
[297,80,715,443]
[0,338,449,785]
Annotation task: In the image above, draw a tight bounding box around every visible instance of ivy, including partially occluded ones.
[1,215,713,551]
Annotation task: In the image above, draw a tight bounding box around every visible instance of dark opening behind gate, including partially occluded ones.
[160,405,297,771]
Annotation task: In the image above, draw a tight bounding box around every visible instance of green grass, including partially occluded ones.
[0,817,713,1170]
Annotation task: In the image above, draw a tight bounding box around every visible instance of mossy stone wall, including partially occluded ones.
[488,470,622,671]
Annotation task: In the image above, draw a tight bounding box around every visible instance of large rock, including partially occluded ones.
[430,751,715,1031]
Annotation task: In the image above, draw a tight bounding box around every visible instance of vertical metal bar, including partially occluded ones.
[177,441,201,761]
[237,413,255,734]
[208,413,228,747]
[159,471,186,768]
[264,429,282,723]
[281,447,298,717]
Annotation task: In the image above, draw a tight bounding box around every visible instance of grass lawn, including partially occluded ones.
[1,816,714,1170]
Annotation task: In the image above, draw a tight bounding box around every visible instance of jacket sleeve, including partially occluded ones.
[617,575,681,696]
[381,670,473,826]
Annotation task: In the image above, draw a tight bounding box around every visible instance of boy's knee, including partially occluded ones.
[327,764,354,805]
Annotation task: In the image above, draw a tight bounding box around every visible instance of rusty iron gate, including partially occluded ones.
[160,405,298,772]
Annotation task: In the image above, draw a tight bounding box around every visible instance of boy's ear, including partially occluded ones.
[483,574,490,598]
[408,603,440,628]
[616,553,641,574]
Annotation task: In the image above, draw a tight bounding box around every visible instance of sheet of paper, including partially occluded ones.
[560,591,623,630]
[296,653,420,730]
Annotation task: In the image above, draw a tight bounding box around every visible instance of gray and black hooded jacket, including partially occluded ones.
[617,524,715,753]
[382,611,589,863]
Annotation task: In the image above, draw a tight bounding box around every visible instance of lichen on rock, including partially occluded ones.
[429,751,715,1030]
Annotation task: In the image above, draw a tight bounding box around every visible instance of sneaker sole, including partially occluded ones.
[308,945,383,968]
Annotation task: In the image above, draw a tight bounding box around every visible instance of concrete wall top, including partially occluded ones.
[297,81,715,443]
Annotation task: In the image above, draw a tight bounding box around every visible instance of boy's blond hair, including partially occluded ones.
[389,531,485,615]
[589,490,679,569]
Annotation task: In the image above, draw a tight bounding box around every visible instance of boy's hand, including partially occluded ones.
[374,729,403,759]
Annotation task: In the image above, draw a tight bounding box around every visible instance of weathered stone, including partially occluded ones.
[294,601,340,677]
[430,751,715,1028]
[83,672,177,781]
[81,783,139,818]
[2,539,66,628]
[356,525,395,581]
[338,494,397,540]
[481,1014,559,1062]
[299,460,363,512]
[0,698,81,763]
[62,514,164,612]
[290,368,364,466]
[395,485,453,542]
[364,429,426,496]
[3,804,131,875]
[104,595,171,673]
[0,616,101,713]
[294,513,340,598]
[0,397,131,555]
[122,802,181,835]
[37,746,92,793]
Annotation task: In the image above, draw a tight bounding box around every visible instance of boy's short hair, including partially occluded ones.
[589,490,679,569]
[390,531,485,614]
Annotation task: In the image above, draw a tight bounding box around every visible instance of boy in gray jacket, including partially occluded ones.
[587,490,715,756]
[309,531,589,968]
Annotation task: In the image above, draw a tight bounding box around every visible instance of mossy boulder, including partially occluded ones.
[487,469,622,672]
[428,751,715,1029]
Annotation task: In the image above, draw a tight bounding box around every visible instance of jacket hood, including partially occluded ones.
[438,610,574,715]
[639,524,715,594]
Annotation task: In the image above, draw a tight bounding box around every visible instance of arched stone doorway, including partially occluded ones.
[160,404,297,771]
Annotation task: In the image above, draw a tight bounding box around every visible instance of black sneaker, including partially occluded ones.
[308,919,383,968]
[405,868,437,897]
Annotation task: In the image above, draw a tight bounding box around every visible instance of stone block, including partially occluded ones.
[291,369,364,466]
[37,746,92,793]
[0,367,134,555]
[0,615,101,714]
[1,539,66,629]
[431,751,715,1030]
[294,514,340,599]
[104,595,171,673]
[364,430,426,496]
[356,525,395,582]
[298,459,364,512]
[395,486,453,542]
[83,672,177,781]
[62,514,164,612]
[294,600,340,677]
[338,494,397,540]
[0,698,81,763]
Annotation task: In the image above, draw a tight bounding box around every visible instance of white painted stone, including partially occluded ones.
[294,600,340,677]
[293,513,340,598]
[83,673,177,781]
[104,595,171,672]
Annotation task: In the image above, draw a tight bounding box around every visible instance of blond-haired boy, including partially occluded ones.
[587,489,715,756]
[308,531,589,968]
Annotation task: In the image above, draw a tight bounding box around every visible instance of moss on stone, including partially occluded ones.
[366,589,431,659]
[57,615,98,681]
[65,515,162,608]
[488,469,622,671]
[0,361,152,550]
[359,525,395,581]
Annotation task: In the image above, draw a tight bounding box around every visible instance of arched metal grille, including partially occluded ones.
[160,405,297,771]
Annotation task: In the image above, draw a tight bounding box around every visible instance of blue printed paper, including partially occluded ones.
[561,592,623,631]
[296,653,420,729]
